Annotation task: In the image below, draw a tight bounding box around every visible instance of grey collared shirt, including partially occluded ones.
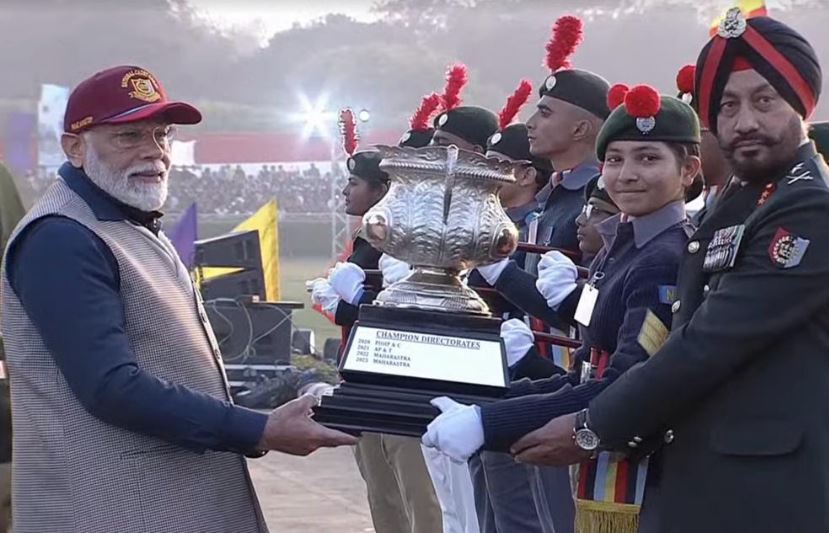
[597,200,688,250]
[528,158,601,272]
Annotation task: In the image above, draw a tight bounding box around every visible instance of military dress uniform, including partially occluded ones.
[588,142,829,533]
[584,11,829,532]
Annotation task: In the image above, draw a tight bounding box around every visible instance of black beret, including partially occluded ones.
[398,128,434,148]
[486,123,553,174]
[347,151,388,184]
[584,174,615,207]
[539,69,611,120]
[433,106,499,149]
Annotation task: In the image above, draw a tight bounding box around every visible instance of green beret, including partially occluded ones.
[596,86,700,161]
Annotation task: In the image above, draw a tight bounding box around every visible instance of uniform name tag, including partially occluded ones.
[575,284,599,327]
[703,224,745,272]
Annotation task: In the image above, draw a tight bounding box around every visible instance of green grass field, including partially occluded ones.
[279,256,340,346]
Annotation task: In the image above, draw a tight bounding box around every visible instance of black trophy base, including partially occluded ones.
[313,305,508,437]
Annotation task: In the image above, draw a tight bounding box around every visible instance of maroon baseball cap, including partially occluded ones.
[64,65,202,133]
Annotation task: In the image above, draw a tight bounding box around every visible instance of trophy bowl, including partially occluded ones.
[363,144,520,315]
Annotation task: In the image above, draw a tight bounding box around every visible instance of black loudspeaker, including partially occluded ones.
[291,328,316,355]
[195,230,262,269]
[195,230,266,300]
[323,337,342,363]
[201,269,266,301]
[204,299,303,366]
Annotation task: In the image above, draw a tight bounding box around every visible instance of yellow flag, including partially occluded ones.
[199,200,281,300]
[709,1,767,36]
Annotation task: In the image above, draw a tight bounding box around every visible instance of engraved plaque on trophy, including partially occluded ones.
[312,145,520,436]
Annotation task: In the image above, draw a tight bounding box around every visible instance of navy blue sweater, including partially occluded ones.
[481,201,693,451]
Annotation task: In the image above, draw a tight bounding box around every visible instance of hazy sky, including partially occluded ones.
[188,0,792,43]
[190,0,379,37]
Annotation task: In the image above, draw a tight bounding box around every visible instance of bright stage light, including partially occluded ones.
[293,93,336,139]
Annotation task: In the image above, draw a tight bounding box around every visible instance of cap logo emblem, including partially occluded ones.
[347,158,356,171]
[121,69,161,103]
[438,113,449,127]
[545,75,557,91]
[489,132,502,146]
[129,78,161,103]
[636,116,656,134]
[718,7,747,39]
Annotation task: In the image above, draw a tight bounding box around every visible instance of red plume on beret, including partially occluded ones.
[607,84,630,110]
[676,65,696,96]
[498,80,533,130]
[441,64,468,112]
[624,85,661,118]
[410,92,442,132]
[544,15,584,72]
[338,108,358,156]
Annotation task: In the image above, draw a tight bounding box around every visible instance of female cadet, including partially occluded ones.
[423,84,702,533]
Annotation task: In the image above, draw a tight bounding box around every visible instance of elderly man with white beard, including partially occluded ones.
[0,66,356,533]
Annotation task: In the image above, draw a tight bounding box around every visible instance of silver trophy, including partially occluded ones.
[363,145,519,315]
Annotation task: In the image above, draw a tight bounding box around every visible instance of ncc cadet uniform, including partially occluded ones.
[481,89,700,533]
[469,17,612,533]
[488,34,611,374]
[467,97,568,533]
[425,91,500,533]
[583,12,829,533]
[332,147,444,533]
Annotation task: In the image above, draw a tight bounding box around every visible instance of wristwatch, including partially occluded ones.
[573,409,601,453]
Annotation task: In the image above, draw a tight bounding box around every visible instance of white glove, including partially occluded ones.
[309,278,340,313]
[476,258,510,286]
[299,381,336,399]
[535,251,578,311]
[501,318,534,367]
[379,253,411,287]
[328,262,366,305]
[422,397,484,463]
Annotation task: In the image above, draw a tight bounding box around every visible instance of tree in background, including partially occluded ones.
[0,0,826,134]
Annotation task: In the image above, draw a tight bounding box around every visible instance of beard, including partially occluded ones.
[721,115,804,183]
[83,146,169,212]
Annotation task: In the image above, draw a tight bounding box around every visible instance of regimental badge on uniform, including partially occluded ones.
[785,162,814,185]
[703,224,745,272]
[768,228,810,269]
